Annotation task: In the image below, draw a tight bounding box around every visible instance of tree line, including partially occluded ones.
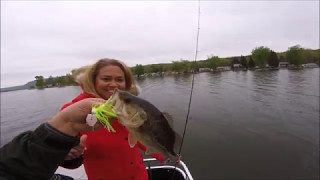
[34,74,77,89]
[34,45,319,88]
[131,45,319,76]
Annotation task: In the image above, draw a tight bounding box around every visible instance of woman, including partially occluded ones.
[60,58,164,180]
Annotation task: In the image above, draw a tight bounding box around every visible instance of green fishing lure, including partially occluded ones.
[92,96,118,132]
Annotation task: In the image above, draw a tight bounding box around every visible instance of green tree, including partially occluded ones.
[65,74,76,85]
[240,56,248,69]
[251,46,271,67]
[150,64,164,73]
[207,56,220,69]
[286,45,306,65]
[248,56,255,68]
[192,61,205,72]
[279,55,286,62]
[196,61,207,68]
[135,64,144,77]
[231,57,240,65]
[162,64,171,72]
[46,76,56,86]
[231,57,240,69]
[71,66,89,78]
[268,50,279,67]
[303,49,320,63]
[180,60,192,73]
[171,61,183,72]
[56,76,67,86]
[220,58,231,67]
[35,76,45,89]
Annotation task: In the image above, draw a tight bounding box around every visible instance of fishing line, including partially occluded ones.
[172,0,201,179]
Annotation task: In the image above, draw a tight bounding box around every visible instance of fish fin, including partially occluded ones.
[161,157,170,165]
[173,131,183,153]
[128,133,138,148]
[145,148,154,155]
[162,111,173,128]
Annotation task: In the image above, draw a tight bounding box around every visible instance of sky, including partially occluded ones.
[1,1,319,88]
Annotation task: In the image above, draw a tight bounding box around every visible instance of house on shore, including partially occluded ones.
[302,63,319,68]
[199,68,212,72]
[216,66,231,72]
[279,62,289,68]
[232,64,242,70]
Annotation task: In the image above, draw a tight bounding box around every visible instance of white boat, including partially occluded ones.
[55,158,193,180]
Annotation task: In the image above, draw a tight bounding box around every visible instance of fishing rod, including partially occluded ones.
[172,0,201,179]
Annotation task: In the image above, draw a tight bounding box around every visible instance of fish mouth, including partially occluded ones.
[110,90,122,114]
[110,90,141,123]
[110,90,131,119]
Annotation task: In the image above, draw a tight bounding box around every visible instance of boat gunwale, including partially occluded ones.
[144,158,193,180]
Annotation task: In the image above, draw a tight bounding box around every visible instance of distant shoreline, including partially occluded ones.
[2,67,319,93]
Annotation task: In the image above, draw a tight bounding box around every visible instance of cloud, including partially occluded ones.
[1,1,319,87]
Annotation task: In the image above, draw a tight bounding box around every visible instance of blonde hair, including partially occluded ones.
[77,58,139,98]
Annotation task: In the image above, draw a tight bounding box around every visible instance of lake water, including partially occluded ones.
[1,69,319,179]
